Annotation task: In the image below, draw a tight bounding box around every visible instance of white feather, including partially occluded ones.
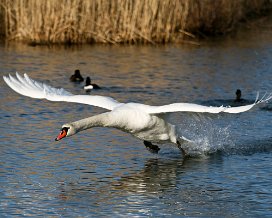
[3,73,121,111]
[3,73,271,114]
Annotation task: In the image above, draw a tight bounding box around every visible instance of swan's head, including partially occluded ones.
[55,124,76,141]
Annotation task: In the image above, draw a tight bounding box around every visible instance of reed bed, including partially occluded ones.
[0,0,271,44]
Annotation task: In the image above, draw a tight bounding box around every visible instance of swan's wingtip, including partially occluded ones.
[2,74,10,83]
[3,75,9,82]
[24,73,30,79]
[15,72,22,80]
[266,92,272,102]
[8,74,14,80]
[255,92,272,104]
[255,91,260,103]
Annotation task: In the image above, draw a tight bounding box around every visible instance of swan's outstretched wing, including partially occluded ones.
[144,93,272,114]
[3,73,122,110]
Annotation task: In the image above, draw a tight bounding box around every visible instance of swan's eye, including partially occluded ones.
[61,127,70,132]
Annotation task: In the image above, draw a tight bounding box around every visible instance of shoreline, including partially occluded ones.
[1,0,271,45]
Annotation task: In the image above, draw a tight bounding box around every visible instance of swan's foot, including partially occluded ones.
[144,141,160,153]
[177,140,187,156]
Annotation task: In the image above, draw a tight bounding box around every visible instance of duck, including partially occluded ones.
[3,73,272,155]
[84,77,101,91]
[84,77,93,92]
[70,69,84,82]
[235,89,243,102]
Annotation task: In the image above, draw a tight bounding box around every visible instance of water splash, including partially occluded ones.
[176,113,272,157]
[176,114,234,156]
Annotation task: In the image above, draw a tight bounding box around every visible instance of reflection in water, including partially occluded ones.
[111,157,185,193]
[55,156,187,216]
[55,155,252,217]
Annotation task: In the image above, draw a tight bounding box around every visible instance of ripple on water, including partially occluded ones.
[1,28,272,217]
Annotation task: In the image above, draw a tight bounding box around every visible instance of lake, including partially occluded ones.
[0,22,272,217]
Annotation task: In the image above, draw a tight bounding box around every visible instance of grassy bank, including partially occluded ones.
[0,0,271,44]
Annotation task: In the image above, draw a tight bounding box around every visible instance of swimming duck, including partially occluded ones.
[70,69,84,82]
[84,77,93,91]
[85,77,101,89]
[84,77,101,91]
[235,89,243,102]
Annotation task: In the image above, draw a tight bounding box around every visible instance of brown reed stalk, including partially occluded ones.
[0,0,271,44]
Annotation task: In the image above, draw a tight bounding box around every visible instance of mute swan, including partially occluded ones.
[3,73,272,155]
[70,69,84,82]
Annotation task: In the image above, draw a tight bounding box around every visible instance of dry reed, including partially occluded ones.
[0,0,271,44]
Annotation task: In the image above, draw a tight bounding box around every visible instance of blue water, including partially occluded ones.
[0,23,272,217]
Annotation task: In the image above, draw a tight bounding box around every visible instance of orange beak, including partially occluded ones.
[55,129,67,141]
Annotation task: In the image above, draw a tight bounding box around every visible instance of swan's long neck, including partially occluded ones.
[71,113,109,133]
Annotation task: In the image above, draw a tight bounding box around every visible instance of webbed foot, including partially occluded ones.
[177,140,187,156]
[144,140,160,153]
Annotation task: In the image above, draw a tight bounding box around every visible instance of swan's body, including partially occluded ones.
[3,73,272,154]
[67,104,178,144]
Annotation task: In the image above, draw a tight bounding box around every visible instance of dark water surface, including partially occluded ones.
[1,24,272,217]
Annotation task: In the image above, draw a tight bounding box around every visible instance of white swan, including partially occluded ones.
[3,73,272,154]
